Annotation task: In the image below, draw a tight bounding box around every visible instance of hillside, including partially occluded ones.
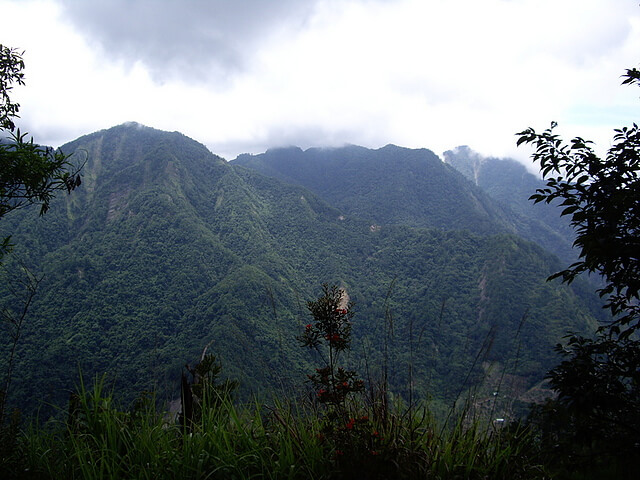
[234,144,581,268]
[0,124,602,417]
[234,145,517,235]
[443,146,577,263]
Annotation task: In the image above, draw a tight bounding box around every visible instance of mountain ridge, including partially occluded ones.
[0,123,602,418]
[443,145,576,263]
[233,143,516,235]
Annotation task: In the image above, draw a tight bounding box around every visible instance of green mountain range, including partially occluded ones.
[0,123,602,418]
[235,143,576,264]
[443,145,577,264]
[234,144,512,235]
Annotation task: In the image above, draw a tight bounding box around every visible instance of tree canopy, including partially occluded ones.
[517,68,640,334]
[0,45,24,132]
[518,67,640,476]
[0,44,82,259]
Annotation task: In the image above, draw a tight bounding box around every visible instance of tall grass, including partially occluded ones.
[1,375,547,479]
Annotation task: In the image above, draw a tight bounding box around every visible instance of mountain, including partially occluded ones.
[233,144,580,265]
[443,146,576,263]
[0,124,603,417]
[234,145,516,235]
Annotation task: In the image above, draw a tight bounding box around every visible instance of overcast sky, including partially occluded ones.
[2,0,639,164]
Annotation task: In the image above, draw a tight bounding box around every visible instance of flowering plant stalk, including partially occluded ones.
[299,284,364,417]
[300,284,389,474]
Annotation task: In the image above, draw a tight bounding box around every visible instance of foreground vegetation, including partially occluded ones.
[0,375,545,480]
[0,283,628,480]
[0,285,547,479]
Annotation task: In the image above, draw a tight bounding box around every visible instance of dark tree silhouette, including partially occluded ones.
[517,67,640,477]
[1,44,83,259]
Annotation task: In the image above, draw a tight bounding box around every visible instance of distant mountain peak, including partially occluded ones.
[264,145,304,155]
[233,143,512,234]
[120,121,147,129]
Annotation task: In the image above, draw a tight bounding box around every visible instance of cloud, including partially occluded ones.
[2,0,639,163]
[207,0,640,158]
[57,0,318,85]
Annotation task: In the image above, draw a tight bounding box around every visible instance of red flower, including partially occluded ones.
[317,389,326,397]
[306,324,312,330]
[346,418,355,429]
[361,415,369,421]
[335,450,344,456]
[371,450,379,456]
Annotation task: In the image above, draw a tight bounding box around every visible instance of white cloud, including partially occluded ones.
[1,0,639,163]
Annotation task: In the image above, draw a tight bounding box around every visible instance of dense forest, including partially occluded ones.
[0,123,604,421]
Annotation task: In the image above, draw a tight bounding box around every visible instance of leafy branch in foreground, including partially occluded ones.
[0,45,24,132]
[1,44,83,261]
[0,43,84,471]
[517,67,640,478]
[0,130,83,219]
[516,83,639,333]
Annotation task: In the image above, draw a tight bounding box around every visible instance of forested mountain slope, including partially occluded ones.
[0,124,602,417]
[234,144,578,265]
[234,145,515,234]
[443,146,577,263]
